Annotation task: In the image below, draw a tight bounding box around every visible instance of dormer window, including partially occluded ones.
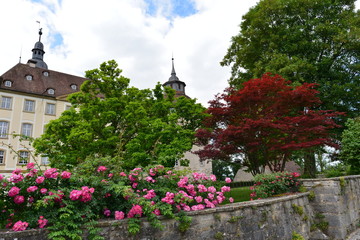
[47,88,55,95]
[70,84,77,90]
[4,80,12,87]
[25,75,33,81]
[43,71,49,77]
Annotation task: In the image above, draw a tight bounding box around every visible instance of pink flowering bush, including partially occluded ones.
[250,172,302,199]
[0,162,232,239]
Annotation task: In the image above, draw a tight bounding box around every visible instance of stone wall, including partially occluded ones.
[0,193,312,240]
[302,175,360,240]
[2,175,360,240]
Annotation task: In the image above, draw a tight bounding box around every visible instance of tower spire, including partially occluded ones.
[27,26,48,69]
[171,56,176,76]
[163,56,187,97]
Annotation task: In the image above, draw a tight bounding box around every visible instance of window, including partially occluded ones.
[0,150,4,164]
[24,100,35,112]
[71,84,77,90]
[41,156,50,165]
[21,123,33,137]
[1,96,12,109]
[18,151,29,165]
[65,105,71,110]
[26,75,33,81]
[4,80,12,87]
[43,71,49,77]
[0,121,9,138]
[47,88,55,95]
[45,103,56,115]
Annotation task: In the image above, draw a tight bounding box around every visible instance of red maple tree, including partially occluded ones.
[195,73,344,175]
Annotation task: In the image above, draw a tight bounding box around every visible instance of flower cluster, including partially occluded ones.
[250,172,302,199]
[0,163,232,235]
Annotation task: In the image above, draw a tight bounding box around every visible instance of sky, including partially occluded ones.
[0,0,359,106]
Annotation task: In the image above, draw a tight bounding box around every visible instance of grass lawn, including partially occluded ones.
[222,186,253,204]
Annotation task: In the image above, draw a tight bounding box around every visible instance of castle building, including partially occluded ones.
[0,30,211,175]
[0,29,86,174]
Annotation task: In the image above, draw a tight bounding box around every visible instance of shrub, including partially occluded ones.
[0,163,231,239]
[250,172,302,199]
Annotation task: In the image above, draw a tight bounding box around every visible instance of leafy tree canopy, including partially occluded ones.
[340,117,360,174]
[34,60,206,170]
[195,73,343,175]
[221,0,360,119]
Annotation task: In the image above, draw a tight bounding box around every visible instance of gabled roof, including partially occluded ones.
[0,63,87,98]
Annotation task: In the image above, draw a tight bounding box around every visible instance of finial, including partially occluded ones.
[171,55,176,76]
[38,28,43,42]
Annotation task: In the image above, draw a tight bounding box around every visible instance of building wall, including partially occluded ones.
[0,90,69,174]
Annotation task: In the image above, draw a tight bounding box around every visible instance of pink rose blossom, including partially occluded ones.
[221,186,231,193]
[177,177,188,188]
[97,166,107,172]
[103,209,111,217]
[8,187,20,197]
[28,196,35,203]
[26,162,35,169]
[12,169,22,174]
[40,188,48,194]
[0,174,3,180]
[44,168,59,179]
[108,173,113,178]
[229,197,234,203]
[36,176,45,184]
[38,216,48,228]
[143,189,156,200]
[27,186,38,193]
[115,211,125,220]
[195,196,203,203]
[12,221,28,231]
[145,176,155,183]
[153,209,161,216]
[207,186,217,193]
[14,195,25,204]
[119,172,127,177]
[183,205,191,211]
[292,172,301,178]
[210,174,217,181]
[10,174,24,183]
[127,204,143,218]
[225,177,232,183]
[197,184,207,192]
[61,171,71,179]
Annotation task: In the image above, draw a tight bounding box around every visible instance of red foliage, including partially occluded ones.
[195,73,344,174]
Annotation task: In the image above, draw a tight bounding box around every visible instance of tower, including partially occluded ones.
[162,57,187,97]
[27,28,48,69]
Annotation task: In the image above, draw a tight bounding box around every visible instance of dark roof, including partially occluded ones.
[0,63,87,98]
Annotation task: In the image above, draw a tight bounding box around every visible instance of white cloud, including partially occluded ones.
[0,0,358,106]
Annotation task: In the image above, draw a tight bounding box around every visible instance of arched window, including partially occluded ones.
[47,88,55,95]
[25,75,33,81]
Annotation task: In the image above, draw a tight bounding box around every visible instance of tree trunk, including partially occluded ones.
[304,151,317,178]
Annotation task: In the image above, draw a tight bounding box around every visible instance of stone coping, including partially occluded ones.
[301,175,360,182]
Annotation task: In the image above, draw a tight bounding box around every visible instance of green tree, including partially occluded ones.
[221,0,360,118]
[221,0,359,177]
[33,60,206,170]
[340,117,360,174]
